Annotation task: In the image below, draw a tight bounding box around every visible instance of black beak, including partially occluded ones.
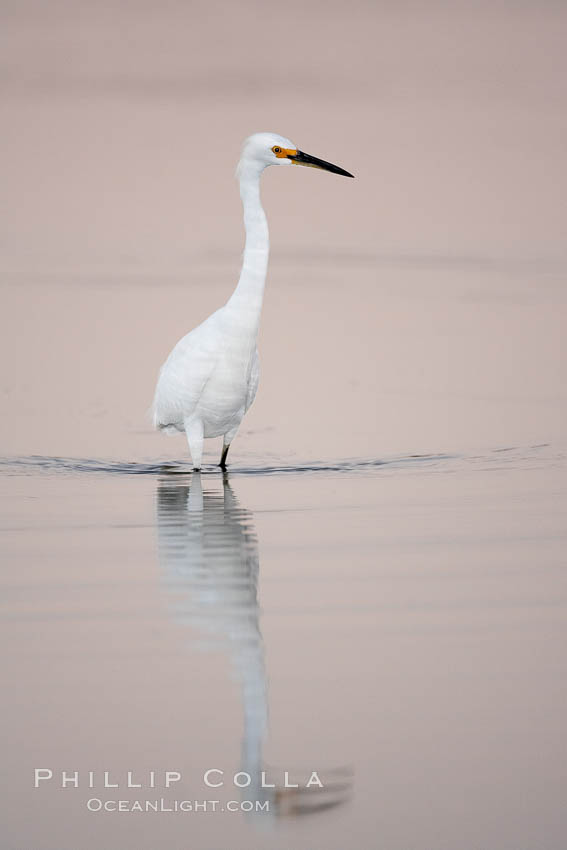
[287,150,354,178]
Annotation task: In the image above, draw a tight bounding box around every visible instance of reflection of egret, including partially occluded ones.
[152,133,353,470]
[155,473,352,819]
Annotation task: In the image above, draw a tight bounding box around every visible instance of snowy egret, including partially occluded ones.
[152,132,354,470]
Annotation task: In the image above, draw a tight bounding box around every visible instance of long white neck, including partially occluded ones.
[225,163,269,337]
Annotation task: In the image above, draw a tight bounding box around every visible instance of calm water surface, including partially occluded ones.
[1,445,566,849]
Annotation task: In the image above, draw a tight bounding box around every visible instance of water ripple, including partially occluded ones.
[0,444,561,479]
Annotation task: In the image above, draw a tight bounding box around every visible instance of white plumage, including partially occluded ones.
[152,131,353,470]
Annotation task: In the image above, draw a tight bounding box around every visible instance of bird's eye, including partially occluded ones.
[272,146,281,154]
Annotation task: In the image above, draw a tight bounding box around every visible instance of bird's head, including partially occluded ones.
[237,132,354,179]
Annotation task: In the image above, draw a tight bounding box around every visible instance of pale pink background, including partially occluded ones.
[1,2,566,849]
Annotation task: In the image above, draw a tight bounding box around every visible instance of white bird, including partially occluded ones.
[152,132,354,470]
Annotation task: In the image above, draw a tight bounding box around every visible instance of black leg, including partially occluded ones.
[219,444,230,470]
